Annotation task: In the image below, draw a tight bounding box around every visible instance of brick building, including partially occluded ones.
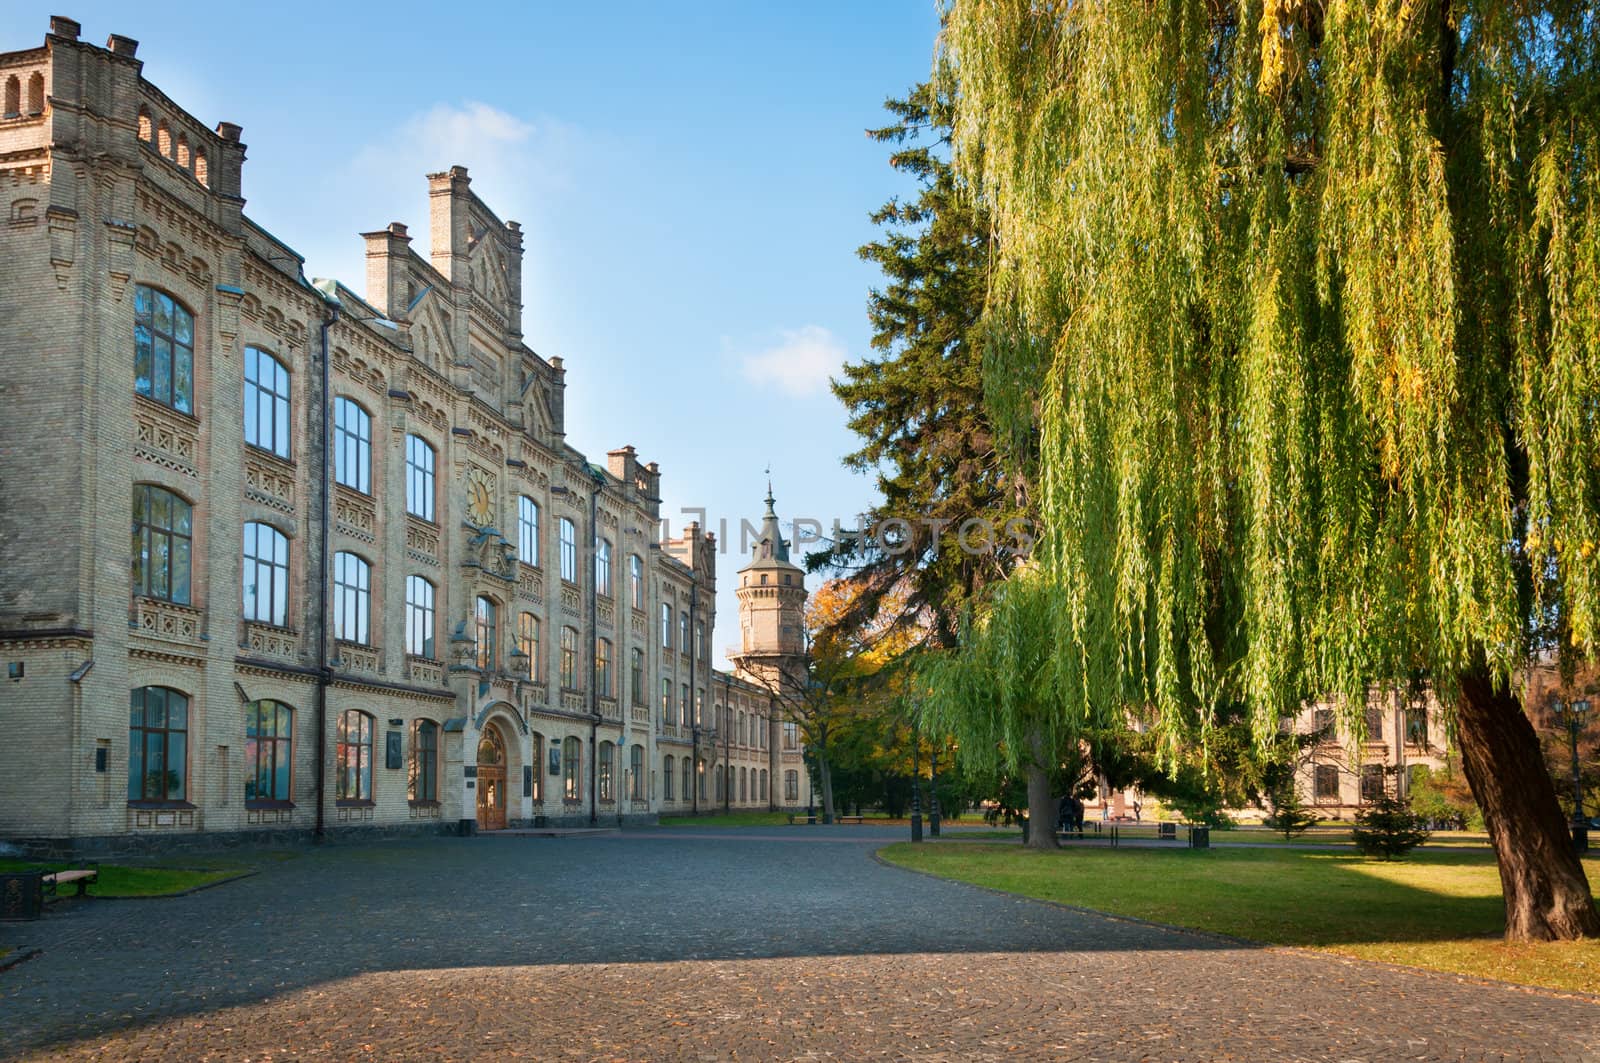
[0,18,810,854]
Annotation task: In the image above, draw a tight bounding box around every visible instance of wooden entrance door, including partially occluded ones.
[476,725,508,831]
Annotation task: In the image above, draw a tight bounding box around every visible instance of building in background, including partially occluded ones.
[0,19,806,854]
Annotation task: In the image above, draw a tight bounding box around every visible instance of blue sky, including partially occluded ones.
[40,2,943,663]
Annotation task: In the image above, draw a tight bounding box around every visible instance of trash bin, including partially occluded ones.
[0,871,44,921]
[1188,825,1210,849]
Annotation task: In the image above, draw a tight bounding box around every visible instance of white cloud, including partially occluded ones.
[738,325,847,398]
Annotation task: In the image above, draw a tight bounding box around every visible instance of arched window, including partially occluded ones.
[333,398,371,493]
[134,285,195,414]
[785,770,800,802]
[683,757,693,804]
[663,755,675,801]
[337,710,374,801]
[176,133,190,169]
[660,679,673,725]
[405,434,435,521]
[630,555,644,610]
[738,711,746,747]
[332,552,371,644]
[25,72,42,115]
[630,647,644,705]
[740,767,748,802]
[244,346,291,458]
[3,76,18,117]
[128,686,188,802]
[194,150,208,187]
[518,496,539,565]
[598,741,615,802]
[595,537,612,597]
[695,621,705,662]
[530,733,544,803]
[631,744,645,801]
[760,769,769,802]
[405,575,435,658]
[157,119,172,157]
[661,602,673,648]
[245,699,293,804]
[697,758,707,800]
[680,612,690,655]
[683,684,692,726]
[517,612,540,681]
[475,596,498,671]
[596,637,613,697]
[560,625,578,688]
[409,719,439,803]
[714,764,724,802]
[137,106,152,142]
[562,735,581,802]
[133,484,193,604]
[559,517,577,583]
[242,522,289,626]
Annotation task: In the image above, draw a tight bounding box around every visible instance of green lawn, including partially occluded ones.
[657,811,797,827]
[0,860,239,898]
[880,842,1600,994]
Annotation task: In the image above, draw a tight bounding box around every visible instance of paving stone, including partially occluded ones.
[1,828,1597,1061]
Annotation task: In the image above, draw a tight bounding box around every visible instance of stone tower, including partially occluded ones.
[731,484,808,696]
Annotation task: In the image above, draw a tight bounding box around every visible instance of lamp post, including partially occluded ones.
[910,717,923,843]
[1550,692,1592,852]
[929,741,941,838]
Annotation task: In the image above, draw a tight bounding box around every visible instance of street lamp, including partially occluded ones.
[929,740,942,838]
[910,715,923,843]
[1549,692,1592,852]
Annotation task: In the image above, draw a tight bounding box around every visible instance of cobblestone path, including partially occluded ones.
[3,827,1598,1061]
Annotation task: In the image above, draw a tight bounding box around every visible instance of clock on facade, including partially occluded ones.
[465,467,496,526]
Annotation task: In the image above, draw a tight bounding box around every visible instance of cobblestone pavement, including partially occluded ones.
[3,826,1599,1061]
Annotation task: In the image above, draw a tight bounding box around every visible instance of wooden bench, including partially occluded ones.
[43,868,97,897]
[835,815,867,825]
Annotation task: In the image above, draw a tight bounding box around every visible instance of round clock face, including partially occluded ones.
[467,472,494,525]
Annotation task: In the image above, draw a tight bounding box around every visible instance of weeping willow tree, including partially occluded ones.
[922,566,1079,848]
[941,0,1600,940]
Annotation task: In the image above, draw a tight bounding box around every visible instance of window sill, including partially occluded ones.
[407,799,441,809]
[336,799,375,808]
[246,799,295,810]
[405,511,438,526]
[127,800,196,810]
[245,442,295,467]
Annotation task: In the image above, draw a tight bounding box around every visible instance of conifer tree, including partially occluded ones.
[941,0,1600,939]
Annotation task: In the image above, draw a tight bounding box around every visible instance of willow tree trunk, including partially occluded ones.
[817,749,837,824]
[1455,667,1600,941]
[1025,759,1059,850]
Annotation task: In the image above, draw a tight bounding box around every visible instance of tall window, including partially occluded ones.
[631,744,645,801]
[595,537,613,597]
[333,552,371,644]
[680,612,690,654]
[132,485,192,604]
[475,596,498,671]
[1314,764,1341,802]
[405,435,436,521]
[410,719,439,802]
[599,741,615,801]
[242,522,289,626]
[560,626,579,688]
[596,637,613,697]
[630,555,644,609]
[1364,705,1384,741]
[518,496,540,565]
[662,678,674,725]
[128,686,187,802]
[696,621,705,662]
[739,712,747,746]
[784,721,799,749]
[563,735,581,801]
[405,575,435,658]
[630,648,644,705]
[337,710,374,801]
[1405,708,1429,746]
[530,734,544,802]
[740,767,748,802]
[684,758,693,803]
[134,285,194,415]
[559,517,577,583]
[1312,707,1335,737]
[245,700,293,804]
[244,346,291,457]
[682,684,690,727]
[518,612,541,680]
[760,769,769,802]
[1360,764,1386,803]
[785,770,799,802]
[663,755,675,800]
[333,397,371,493]
[697,758,707,800]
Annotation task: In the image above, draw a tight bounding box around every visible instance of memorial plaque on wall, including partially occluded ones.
[549,746,560,775]
[385,731,402,770]
[524,765,533,798]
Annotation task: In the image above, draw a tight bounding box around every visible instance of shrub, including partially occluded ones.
[1353,796,1431,859]
[1263,781,1319,840]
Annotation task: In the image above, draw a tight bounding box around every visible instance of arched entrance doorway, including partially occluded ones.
[476,724,508,831]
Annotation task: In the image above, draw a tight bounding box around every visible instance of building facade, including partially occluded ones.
[0,19,807,855]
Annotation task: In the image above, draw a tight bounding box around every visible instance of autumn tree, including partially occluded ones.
[941,0,1600,938]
